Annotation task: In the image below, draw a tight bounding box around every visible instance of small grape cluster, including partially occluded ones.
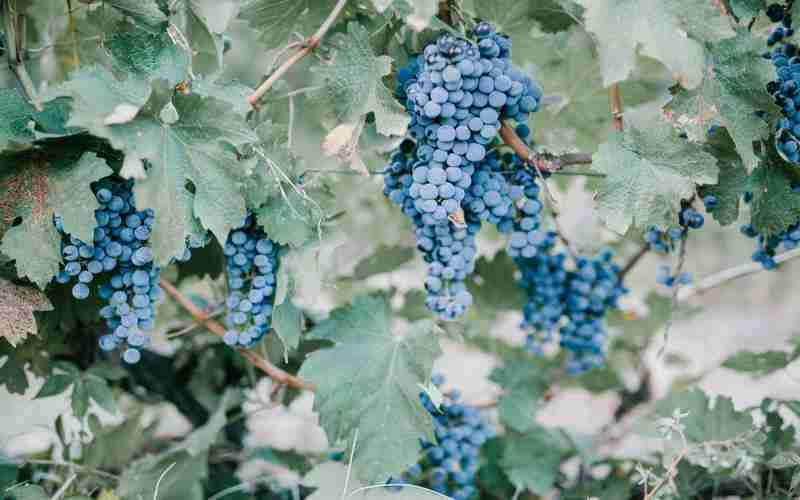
[386,21,542,320]
[53,179,165,364]
[390,374,493,500]
[765,1,800,163]
[740,186,800,269]
[644,202,705,255]
[222,214,280,348]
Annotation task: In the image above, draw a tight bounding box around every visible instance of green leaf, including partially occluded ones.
[168,0,224,75]
[106,0,168,26]
[397,289,429,321]
[0,279,53,347]
[722,350,797,377]
[748,147,800,237]
[0,152,113,288]
[84,413,154,471]
[272,300,303,355]
[729,0,766,19]
[35,373,75,398]
[582,0,725,88]
[350,245,414,280]
[85,374,117,414]
[0,89,36,152]
[654,389,753,443]
[709,29,777,170]
[467,253,525,316]
[592,115,718,234]
[299,295,442,483]
[240,0,331,48]
[48,69,257,264]
[8,485,48,500]
[304,461,440,500]
[107,27,190,85]
[255,191,324,247]
[501,426,567,495]
[490,360,550,433]
[311,22,409,137]
[71,379,90,418]
[698,127,747,226]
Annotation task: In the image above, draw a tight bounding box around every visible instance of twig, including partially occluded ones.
[619,244,650,281]
[159,279,315,391]
[166,307,225,338]
[609,83,623,132]
[549,170,606,178]
[7,459,120,481]
[3,0,42,110]
[659,235,688,358]
[50,473,76,500]
[677,247,800,301]
[644,448,689,500]
[498,122,593,171]
[529,156,579,257]
[153,462,176,500]
[248,0,348,107]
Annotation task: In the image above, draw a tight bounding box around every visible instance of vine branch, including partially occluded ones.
[159,279,315,391]
[619,244,650,281]
[498,122,593,171]
[248,0,348,107]
[609,83,623,132]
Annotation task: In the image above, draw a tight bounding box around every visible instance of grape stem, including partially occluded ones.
[248,0,348,107]
[609,83,623,132]
[619,244,650,281]
[498,122,593,171]
[677,247,800,301]
[159,278,315,391]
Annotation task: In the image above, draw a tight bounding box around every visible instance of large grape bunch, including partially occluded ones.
[506,172,628,374]
[390,374,493,500]
[53,178,198,364]
[767,1,800,162]
[385,21,542,320]
[222,214,281,348]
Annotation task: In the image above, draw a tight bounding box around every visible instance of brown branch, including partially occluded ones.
[619,244,649,281]
[159,279,315,391]
[645,448,689,500]
[609,83,623,132]
[248,0,348,107]
[498,122,593,170]
[437,0,452,25]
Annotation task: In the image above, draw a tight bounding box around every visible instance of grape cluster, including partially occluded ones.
[222,214,280,348]
[740,186,800,269]
[390,375,493,500]
[52,179,161,363]
[765,1,800,163]
[644,202,704,255]
[386,22,542,320]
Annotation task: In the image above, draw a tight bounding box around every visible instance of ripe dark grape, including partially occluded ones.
[389,374,493,500]
[766,2,800,163]
[222,215,280,347]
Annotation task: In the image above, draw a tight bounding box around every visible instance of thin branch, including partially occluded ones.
[248,0,348,107]
[658,235,688,357]
[159,279,315,391]
[9,459,120,481]
[609,83,623,132]
[498,122,593,171]
[619,244,650,281]
[677,247,800,301]
[644,448,689,500]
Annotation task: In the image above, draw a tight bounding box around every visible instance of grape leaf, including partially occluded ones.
[106,0,168,26]
[0,279,53,347]
[467,253,525,315]
[7,485,47,500]
[311,22,410,138]
[304,461,439,500]
[48,68,257,264]
[490,360,550,433]
[107,27,190,85]
[581,0,723,89]
[0,89,36,152]
[592,115,718,234]
[708,29,777,170]
[272,300,303,355]
[240,0,332,48]
[299,295,441,483]
[748,146,800,237]
[0,153,113,288]
[722,349,798,377]
[350,245,415,280]
[501,425,567,495]
[168,0,223,75]
[255,190,324,248]
[729,0,766,19]
[654,390,753,443]
[698,127,747,226]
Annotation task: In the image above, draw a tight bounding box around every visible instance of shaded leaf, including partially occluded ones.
[698,127,747,226]
[501,426,567,495]
[299,295,441,483]
[722,350,797,377]
[351,245,414,280]
[0,279,53,347]
[490,360,550,433]
[748,146,800,237]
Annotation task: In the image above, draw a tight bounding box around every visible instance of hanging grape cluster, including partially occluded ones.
[222,214,281,348]
[389,374,493,500]
[54,178,201,363]
[386,22,542,320]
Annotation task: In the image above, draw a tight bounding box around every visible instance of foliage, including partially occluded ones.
[0,1,798,500]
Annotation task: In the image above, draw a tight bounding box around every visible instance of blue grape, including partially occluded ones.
[221,214,281,348]
[389,374,493,500]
